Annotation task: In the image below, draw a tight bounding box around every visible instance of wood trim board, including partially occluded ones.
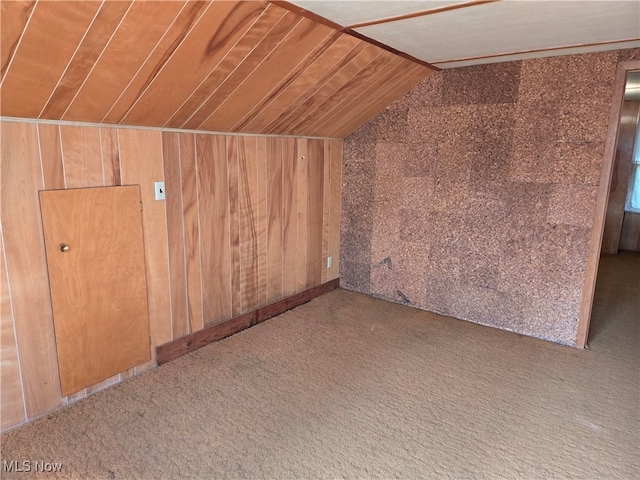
[156,278,339,365]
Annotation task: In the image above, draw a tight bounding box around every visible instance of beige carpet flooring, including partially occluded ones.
[1,252,639,479]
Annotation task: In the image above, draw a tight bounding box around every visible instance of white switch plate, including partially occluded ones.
[327,256,333,268]
[154,182,165,201]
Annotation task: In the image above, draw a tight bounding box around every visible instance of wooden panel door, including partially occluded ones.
[40,186,151,396]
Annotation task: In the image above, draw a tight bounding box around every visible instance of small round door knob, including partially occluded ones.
[59,244,70,253]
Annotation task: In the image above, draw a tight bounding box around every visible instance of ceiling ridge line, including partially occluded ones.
[267,1,438,71]
[346,0,500,30]
[433,37,640,66]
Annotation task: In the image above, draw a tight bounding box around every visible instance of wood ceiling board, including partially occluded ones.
[356,0,640,65]
[251,36,365,134]
[63,1,186,123]
[265,43,382,135]
[290,1,465,27]
[234,34,361,133]
[40,1,133,120]
[101,1,209,124]
[0,0,35,81]
[305,52,409,137]
[230,29,343,132]
[433,39,640,68]
[197,18,338,132]
[277,49,399,136]
[314,58,428,138]
[121,1,267,127]
[0,1,101,118]
[330,64,429,138]
[169,6,293,129]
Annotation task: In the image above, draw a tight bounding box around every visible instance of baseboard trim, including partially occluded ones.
[156,279,340,365]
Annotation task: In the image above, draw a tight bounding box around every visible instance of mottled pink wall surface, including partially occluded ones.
[340,49,640,346]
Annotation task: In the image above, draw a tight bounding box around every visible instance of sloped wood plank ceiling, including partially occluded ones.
[0,1,435,138]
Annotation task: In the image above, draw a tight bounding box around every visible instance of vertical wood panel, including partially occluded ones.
[620,212,640,252]
[237,137,259,313]
[100,128,121,186]
[266,138,283,303]
[180,134,203,333]
[256,138,268,306]
[1,121,62,417]
[306,139,324,288]
[118,129,172,349]
[38,124,65,190]
[328,140,343,281]
[1,0,36,81]
[296,139,308,292]
[40,1,132,119]
[322,141,331,284]
[196,134,232,325]
[0,233,26,431]
[162,132,188,339]
[282,138,298,297]
[227,137,242,316]
[63,1,185,122]
[60,125,104,188]
[0,2,101,117]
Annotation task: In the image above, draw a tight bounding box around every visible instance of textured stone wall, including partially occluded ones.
[340,49,640,346]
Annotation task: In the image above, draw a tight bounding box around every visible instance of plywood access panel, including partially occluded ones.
[40,186,151,396]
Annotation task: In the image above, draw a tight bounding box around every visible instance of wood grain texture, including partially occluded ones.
[295,139,308,292]
[197,134,232,325]
[227,136,243,317]
[168,3,288,129]
[237,137,259,312]
[103,0,210,124]
[163,132,188,339]
[619,212,640,252]
[0,1,101,117]
[64,1,185,122]
[306,139,324,289]
[0,121,62,417]
[266,138,284,303]
[118,129,172,349]
[123,1,267,127]
[198,16,336,132]
[100,128,121,186]
[267,44,382,135]
[40,1,133,119]
[40,186,151,396]
[156,278,340,365]
[328,140,342,281]
[0,0,35,81]
[238,33,361,133]
[322,140,331,284]
[256,138,268,307]
[38,124,65,190]
[282,138,298,296]
[0,1,433,138]
[60,125,104,188]
[179,133,203,333]
[330,63,429,138]
[0,233,26,431]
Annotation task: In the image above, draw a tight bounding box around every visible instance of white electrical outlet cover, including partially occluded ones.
[155,182,165,200]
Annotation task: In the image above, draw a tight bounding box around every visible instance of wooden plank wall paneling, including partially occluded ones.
[0,1,434,138]
[0,118,344,432]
